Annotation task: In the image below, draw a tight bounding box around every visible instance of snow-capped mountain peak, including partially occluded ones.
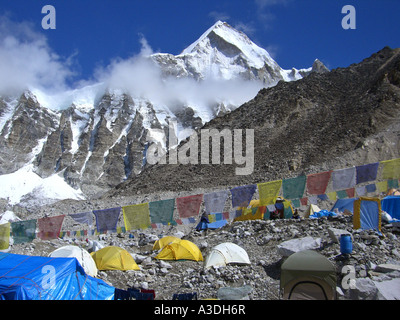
[181,20,275,70]
[150,21,308,85]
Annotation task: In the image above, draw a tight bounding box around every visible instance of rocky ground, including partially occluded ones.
[7,212,400,300]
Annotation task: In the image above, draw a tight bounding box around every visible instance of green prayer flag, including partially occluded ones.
[11,219,37,244]
[149,199,175,224]
[282,176,306,199]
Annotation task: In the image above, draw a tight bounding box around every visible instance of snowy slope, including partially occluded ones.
[176,21,303,83]
[181,20,278,71]
[0,164,85,206]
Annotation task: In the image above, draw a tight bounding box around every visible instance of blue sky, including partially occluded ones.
[1,0,400,93]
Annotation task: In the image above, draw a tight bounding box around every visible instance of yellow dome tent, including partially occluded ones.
[152,236,182,251]
[91,246,140,271]
[155,240,203,261]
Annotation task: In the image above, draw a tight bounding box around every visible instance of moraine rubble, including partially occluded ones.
[7,213,400,300]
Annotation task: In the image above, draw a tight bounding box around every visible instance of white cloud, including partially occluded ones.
[208,11,231,23]
[234,22,256,36]
[254,0,292,27]
[0,16,75,96]
[255,0,290,9]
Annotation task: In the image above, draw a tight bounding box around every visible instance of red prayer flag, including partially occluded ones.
[346,188,355,198]
[307,171,332,195]
[37,215,65,240]
[176,194,203,218]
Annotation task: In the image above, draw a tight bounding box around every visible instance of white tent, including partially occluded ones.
[204,242,251,269]
[49,245,98,277]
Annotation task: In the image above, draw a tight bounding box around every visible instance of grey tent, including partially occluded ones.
[280,250,337,300]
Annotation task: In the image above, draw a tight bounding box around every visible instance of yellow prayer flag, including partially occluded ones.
[123,203,151,231]
[0,223,10,250]
[381,158,400,180]
[327,191,337,201]
[376,180,388,193]
[258,180,282,206]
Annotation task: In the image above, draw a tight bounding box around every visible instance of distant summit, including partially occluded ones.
[152,20,320,85]
[312,59,330,74]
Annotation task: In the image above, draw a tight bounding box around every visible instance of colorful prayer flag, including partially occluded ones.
[258,180,282,206]
[176,194,203,218]
[327,192,337,201]
[0,223,10,250]
[69,211,93,226]
[123,203,151,231]
[282,176,306,200]
[149,199,175,224]
[93,207,120,233]
[37,215,65,240]
[366,184,377,193]
[11,219,36,244]
[204,190,229,214]
[376,180,388,193]
[230,185,256,208]
[332,167,356,191]
[356,163,379,184]
[381,158,400,180]
[306,171,332,195]
[356,186,367,196]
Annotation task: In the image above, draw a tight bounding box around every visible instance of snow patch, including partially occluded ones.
[0,211,20,224]
[0,164,85,206]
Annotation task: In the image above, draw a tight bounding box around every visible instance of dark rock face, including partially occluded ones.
[107,47,400,198]
[0,91,167,198]
[0,92,58,174]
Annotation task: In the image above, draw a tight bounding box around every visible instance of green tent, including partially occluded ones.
[280,250,337,300]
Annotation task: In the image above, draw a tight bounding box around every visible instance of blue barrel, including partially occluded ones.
[340,234,353,254]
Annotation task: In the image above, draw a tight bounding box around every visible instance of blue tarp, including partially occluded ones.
[331,198,356,213]
[310,210,337,218]
[359,199,380,231]
[0,252,115,300]
[381,196,400,221]
[207,220,228,229]
[196,219,227,230]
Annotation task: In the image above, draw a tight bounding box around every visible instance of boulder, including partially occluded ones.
[375,278,400,300]
[375,263,400,273]
[217,285,253,300]
[346,278,379,300]
[277,236,322,257]
[327,227,351,243]
[158,260,173,269]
